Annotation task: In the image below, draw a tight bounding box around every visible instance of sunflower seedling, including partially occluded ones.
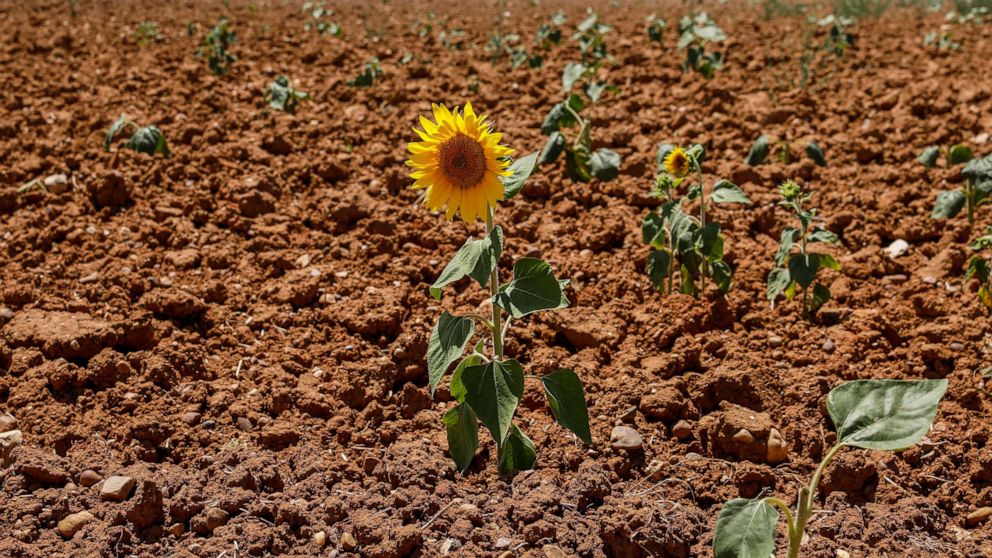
[746,135,827,166]
[538,94,621,183]
[766,181,840,319]
[678,12,726,78]
[133,21,161,46]
[348,58,384,87]
[200,17,236,75]
[643,144,751,296]
[406,103,590,474]
[965,226,992,310]
[104,115,170,157]
[646,14,666,43]
[266,76,308,114]
[302,1,342,36]
[561,9,614,103]
[714,379,947,558]
[930,150,991,224]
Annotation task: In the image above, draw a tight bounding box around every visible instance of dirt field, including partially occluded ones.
[1,0,991,556]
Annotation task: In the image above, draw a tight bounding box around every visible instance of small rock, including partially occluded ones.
[732,429,755,444]
[44,173,70,194]
[543,545,569,558]
[457,503,480,514]
[822,339,835,353]
[966,507,992,527]
[495,537,513,549]
[0,414,17,432]
[100,476,135,501]
[884,239,909,259]
[0,307,12,320]
[341,532,358,549]
[0,430,23,466]
[314,530,327,548]
[768,335,783,347]
[79,470,101,487]
[672,420,693,440]
[835,550,851,558]
[204,508,229,531]
[610,426,643,451]
[950,342,964,352]
[767,428,789,463]
[58,511,96,538]
[236,417,254,431]
[181,412,202,426]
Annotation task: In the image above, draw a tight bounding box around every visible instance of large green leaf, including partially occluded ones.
[501,152,539,199]
[541,369,592,444]
[449,352,481,403]
[642,212,665,248]
[774,228,798,267]
[711,180,751,205]
[745,135,770,166]
[713,498,779,558]
[946,144,973,165]
[917,146,940,168]
[931,190,965,219]
[128,126,170,157]
[430,226,503,299]
[497,423,537,473]
[493,258,570,319]
[539,132,565,165]
[806,141,827,166]
[427,312,475,396]
[590,148,621,181]
[962,154,992,185]
[646,250,672,289]
[461,359,525,446]
[788,253,820,289]
[827,379,948,450]
[443,403,478,473]
[562,62,585,92]
[766,267,791,301]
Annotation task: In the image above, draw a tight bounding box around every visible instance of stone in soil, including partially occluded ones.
[100,475,136,501]
[966,507,992,527]
[58,511,96,538]
[610,426,643,450]
[79,469,102,487]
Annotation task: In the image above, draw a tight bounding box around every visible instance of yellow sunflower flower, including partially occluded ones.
[406,102,514,224]
[663,146,691,178]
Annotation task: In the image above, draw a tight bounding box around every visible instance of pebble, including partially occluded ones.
[966,507,992,527]
[44,173,70,194]
[579,249,593,258]
[58,511,96,537]
[340,532,357,549]
[182,412,202,426]
[768,335,784,347]
[201,419,216,429]
[672,420,693,440]
[236,417,254,431]
[731,428,755,444]
[884,239,909,259]
[950,342,964,351]
[495,536,513,548]
[610,426,643,450]
[835,550,851,558]
[100,476,135,501]
[543,545,569,558]
[205,507,229,531]
[822,339,835,353]
[0,414,17,432]
[314,530,327,547]
[767,428,789,463]
[0,307,12,320]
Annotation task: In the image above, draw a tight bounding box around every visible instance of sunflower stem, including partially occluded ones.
[485,206,505,360]
[694,159,706,295]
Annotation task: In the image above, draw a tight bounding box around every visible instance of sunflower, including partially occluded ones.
[406,102,514,224]
[663,146,691,178]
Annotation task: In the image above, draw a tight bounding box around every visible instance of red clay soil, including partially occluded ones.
[1,0,991,557]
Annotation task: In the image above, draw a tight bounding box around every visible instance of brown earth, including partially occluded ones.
[1,0,991,557]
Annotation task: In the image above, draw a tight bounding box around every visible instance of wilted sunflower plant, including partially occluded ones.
[407,103,592,474]
[767,180,841,319]
[642,144,751,296]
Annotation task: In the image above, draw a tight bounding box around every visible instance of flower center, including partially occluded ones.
[439,133,488,189]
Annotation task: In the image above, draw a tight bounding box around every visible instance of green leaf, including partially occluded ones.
[449,352,481,403]
[565,143,592,182]
[501,152,539,199]
[646,250,672,289]
[962,154,992,186]
[443,403,478,473]
[946,144,973,165]
[806,141,827,166]
[539,132,566,165]
[562,62,585,92]
[774,228,798,267]
[589,148,621,181]
[711,180,751,204]
[128,126,170,157]
[541,369,592,444]
[917,145,940,168]
[711,259,732,292]
[965,256,990,284]
[766,267,791,301]
[493,258,570,319]
[427,312,475,396]
[461,359,525,446]
[104,115,129,150]
[745,135,770,166]
[807,228,839,244]
[430,226,503,299]
[642,212,665,248]
[497,423,537,473]
[809,282,830,314]
[713,498,779,558]
[816,253,840,270]
[827,379,948,450]
[932,190,966,219]
[788,253,820,289]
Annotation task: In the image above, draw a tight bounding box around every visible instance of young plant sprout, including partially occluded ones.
[965,226,992,310]
[406,103,591,474]
[561,9,614,103]
[200,17,236,75]
[767,180,840,319]
[928,150,991,225]
[133,21,161,46]
[302,1,342,36]
[646,14,665,43]
[746,135,827,167]
[266,76,308,114]
[104,115,170,157]
[538,94,621,182]
[642,144,750,296]
[677,12,726,79]
[714,379,947,558]
[348,58,384,87]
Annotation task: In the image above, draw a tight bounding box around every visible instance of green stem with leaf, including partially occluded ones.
[485,206,504,359]
[692,156,707,293]
[786,443,843,558]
